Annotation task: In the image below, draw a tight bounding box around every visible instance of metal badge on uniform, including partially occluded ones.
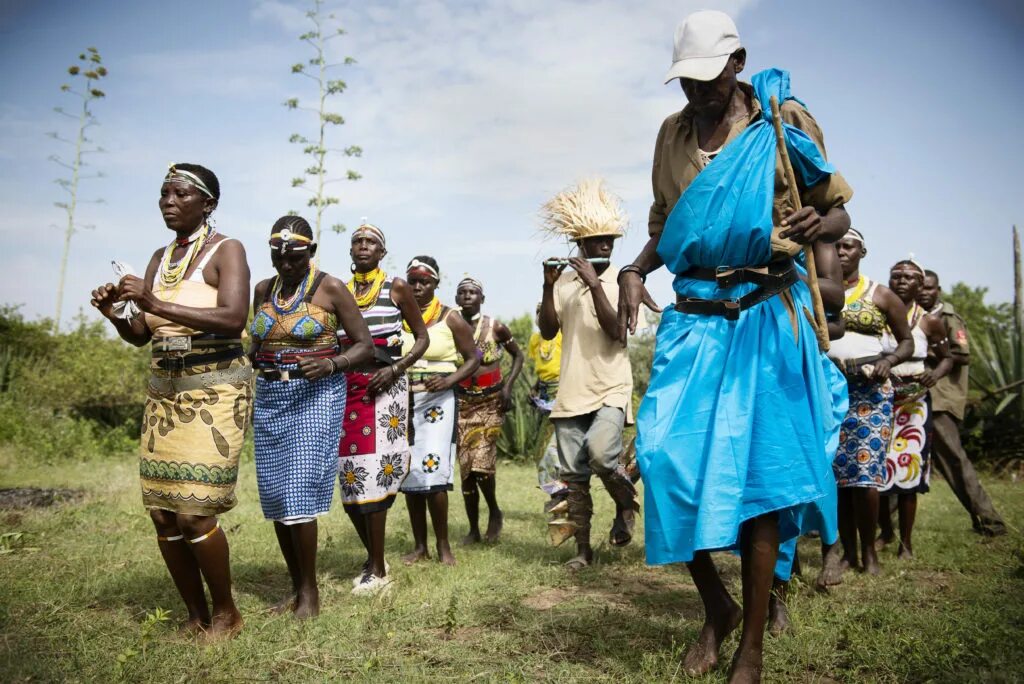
[280,369,291,382]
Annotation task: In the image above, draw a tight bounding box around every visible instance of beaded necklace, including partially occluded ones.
[844,275,867,307]
[347,268,387,310]
[271,267,317,315]
[403,296,442,332]
[158,223,213,288]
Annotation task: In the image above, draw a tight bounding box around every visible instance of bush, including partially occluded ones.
[0,307,147,460]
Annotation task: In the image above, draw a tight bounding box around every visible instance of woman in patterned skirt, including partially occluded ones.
[878,260,951,559]
[249,216,372,618]
[822,228,913,586]
[90,163,252,640]
[454,277,523,544]
[400,256,480,566]
[337,223,428,595]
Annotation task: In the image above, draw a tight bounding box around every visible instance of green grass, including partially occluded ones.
[1,448,1022,683]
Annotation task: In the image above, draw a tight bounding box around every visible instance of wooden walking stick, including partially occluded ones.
[769,95,830,352]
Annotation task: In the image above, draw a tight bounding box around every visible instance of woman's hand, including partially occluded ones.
[918,368,939,388]
[616,272,661,343]
[117,274,157,312]
[869,358,893,382]
[367,364,398,395]
[298,356,334,381]
[423,375,450,393]
[90,282,119,319]
[500,384,514,412]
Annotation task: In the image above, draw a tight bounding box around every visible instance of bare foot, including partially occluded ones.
[728,650,763,684]
[815,546,851,590]
[897,544,914,561]
[484,511,503,543]
[437,541,456,566]
[875,533,894,551]
[402,546,431,565]
[269,594,297,615]
[767,594,791,637]
[293,590,320,621]
[460,530,481,546]
[178,616,209,636]
[861,546,881,575]
[201,609,243,643]
[564,553,591,571]
[682,604,742,676]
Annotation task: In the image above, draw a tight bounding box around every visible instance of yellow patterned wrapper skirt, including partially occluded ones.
[139,352,253,516]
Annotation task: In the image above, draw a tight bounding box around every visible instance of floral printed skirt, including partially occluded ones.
[338,372,411,512]
[400,386,456,494]
[881,382,931,494]
[140,354,253,516]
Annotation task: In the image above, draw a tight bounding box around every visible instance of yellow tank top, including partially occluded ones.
[145,238,233,339]
[402,309,459,374]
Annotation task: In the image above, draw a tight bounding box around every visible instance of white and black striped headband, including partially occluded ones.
[164,165,214,199]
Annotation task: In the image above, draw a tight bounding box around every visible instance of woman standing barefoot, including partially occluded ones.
[249,216,372,617]
[90,163,251,640]
[399,256,480,567]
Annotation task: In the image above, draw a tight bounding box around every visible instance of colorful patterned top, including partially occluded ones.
[473,316,504,365]
[340,275,403,355]
[250,272,338,352]
[842,276,886,336]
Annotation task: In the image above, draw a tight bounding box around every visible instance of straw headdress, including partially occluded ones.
[539,178,627,241]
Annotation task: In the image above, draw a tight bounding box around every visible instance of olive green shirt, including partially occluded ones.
[929,300,970,420]
[648,82,854,257]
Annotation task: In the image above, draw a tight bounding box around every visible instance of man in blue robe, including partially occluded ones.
[617,10,853,683]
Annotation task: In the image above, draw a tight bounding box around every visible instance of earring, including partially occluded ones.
[350,263,357,273]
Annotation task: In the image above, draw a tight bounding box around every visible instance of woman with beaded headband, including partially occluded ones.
[90,163,251,640]
[876,258,951,560]
[399,256,480,567]
[336,222,428,595]
[249,216,373,617]
[453,276,524,545]
[820,228,914,587]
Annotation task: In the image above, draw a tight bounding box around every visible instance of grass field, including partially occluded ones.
[1,447,1022,683]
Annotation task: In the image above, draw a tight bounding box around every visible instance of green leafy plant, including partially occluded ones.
[49,47,108,331]
[115,607,171,680]
[285,0,361,244]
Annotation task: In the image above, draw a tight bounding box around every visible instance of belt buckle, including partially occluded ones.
[159,336,192,353]
[715,266,738,288]
[160,355,186,372]
[723,298,742,321]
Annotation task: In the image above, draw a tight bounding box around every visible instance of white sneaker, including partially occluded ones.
[351,573,393,597]
[351,560,390,587]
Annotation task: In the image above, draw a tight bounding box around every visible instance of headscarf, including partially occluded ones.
[164,164,214,199]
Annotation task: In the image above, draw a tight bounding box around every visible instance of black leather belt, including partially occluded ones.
[154,346,245,371]
[675,259,797,321]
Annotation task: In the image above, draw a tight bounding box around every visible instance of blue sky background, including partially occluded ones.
[1,0,1022,327]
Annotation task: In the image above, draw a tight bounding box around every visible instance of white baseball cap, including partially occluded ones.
[664,10,741,84]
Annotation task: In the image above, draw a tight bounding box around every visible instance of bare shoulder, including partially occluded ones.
[445,307,471,333]
[318,273,347,295]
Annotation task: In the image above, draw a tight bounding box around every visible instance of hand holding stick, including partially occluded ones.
[769,95,830,352]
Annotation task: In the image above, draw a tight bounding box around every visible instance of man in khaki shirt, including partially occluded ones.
[538,179,639,571]
[919,270,1006,536]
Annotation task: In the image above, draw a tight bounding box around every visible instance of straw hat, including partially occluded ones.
[539,178,626,241]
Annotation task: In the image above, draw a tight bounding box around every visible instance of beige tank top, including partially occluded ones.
[145,239,233,339]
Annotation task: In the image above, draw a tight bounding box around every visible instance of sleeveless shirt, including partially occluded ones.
[146,238,235,339]
[250,272,338,351]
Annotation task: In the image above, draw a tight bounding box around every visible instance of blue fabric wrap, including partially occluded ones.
[638,68,847,566]
[254,358,347,521]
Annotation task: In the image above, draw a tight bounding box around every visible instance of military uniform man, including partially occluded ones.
[919,270,1006,536]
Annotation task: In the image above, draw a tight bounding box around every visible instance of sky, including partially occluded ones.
[1,0,1022,327]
